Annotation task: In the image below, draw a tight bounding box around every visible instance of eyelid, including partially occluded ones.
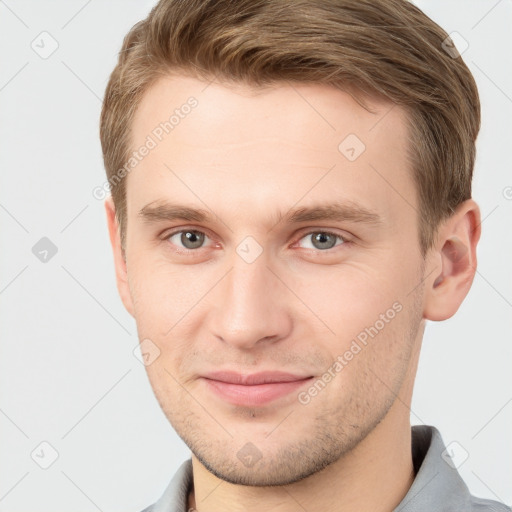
[296,228,351,240]
[292,229,351,250]
[161,226,217,252]
[162,226,352,254]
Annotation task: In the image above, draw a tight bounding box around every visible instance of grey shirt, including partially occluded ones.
[141,425,510,512]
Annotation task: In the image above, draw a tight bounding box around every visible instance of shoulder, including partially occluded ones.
[470,495,511,512]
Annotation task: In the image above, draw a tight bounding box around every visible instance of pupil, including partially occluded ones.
[182,231,203,249]
[313,232,335,249]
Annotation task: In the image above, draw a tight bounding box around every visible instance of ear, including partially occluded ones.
[423,199,481,321]
[104,196,135,318]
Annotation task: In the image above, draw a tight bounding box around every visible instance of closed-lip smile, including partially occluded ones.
[200,371,314,406]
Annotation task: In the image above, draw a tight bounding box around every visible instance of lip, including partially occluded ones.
[200,371,314,406]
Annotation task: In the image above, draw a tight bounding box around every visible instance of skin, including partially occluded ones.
[105,74,481,512]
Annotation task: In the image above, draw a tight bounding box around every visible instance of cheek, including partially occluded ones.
[291,263,406,341]
[127,241,421,349]
[127,257,197,327]
[143,362,186,427]
[317,306,417,421]
[127,260,204,369]
[293,262,419,399]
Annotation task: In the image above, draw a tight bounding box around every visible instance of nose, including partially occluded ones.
[207,251,293,350]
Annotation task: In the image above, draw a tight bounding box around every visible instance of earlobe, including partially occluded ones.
[104,197,135,318]
[423,200,481,321]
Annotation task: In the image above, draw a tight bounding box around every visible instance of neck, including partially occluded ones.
[188,410,415,512]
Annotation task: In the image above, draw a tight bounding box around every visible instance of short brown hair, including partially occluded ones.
[100,0,480,257]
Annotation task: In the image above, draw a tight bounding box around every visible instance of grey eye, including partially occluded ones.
[298,232,343,250]
[169,230,206,249]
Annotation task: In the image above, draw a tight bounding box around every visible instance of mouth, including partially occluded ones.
[200,371,314,407]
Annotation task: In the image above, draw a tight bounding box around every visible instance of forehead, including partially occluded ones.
[126,74,415,232]
[132,74,408,144]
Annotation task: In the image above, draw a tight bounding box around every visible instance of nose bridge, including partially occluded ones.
[210,246,291,348]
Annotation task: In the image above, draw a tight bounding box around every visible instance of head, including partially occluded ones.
[101,0,481,486]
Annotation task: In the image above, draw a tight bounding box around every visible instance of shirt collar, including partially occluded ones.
[393,424,472,511]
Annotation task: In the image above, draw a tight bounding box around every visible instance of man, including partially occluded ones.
[99,0,510,511]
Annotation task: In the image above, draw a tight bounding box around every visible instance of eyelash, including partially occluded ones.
[161,228,351,255]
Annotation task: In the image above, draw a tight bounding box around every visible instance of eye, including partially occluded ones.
[166,229,212,250]
[296,231,346,251]
[162,228,348,254]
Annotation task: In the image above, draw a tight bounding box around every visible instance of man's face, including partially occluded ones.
[117,75,427,485]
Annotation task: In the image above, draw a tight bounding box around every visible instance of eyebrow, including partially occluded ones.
[138,200,383,228]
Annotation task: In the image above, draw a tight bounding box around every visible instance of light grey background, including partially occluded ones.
[0,1,510,510]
